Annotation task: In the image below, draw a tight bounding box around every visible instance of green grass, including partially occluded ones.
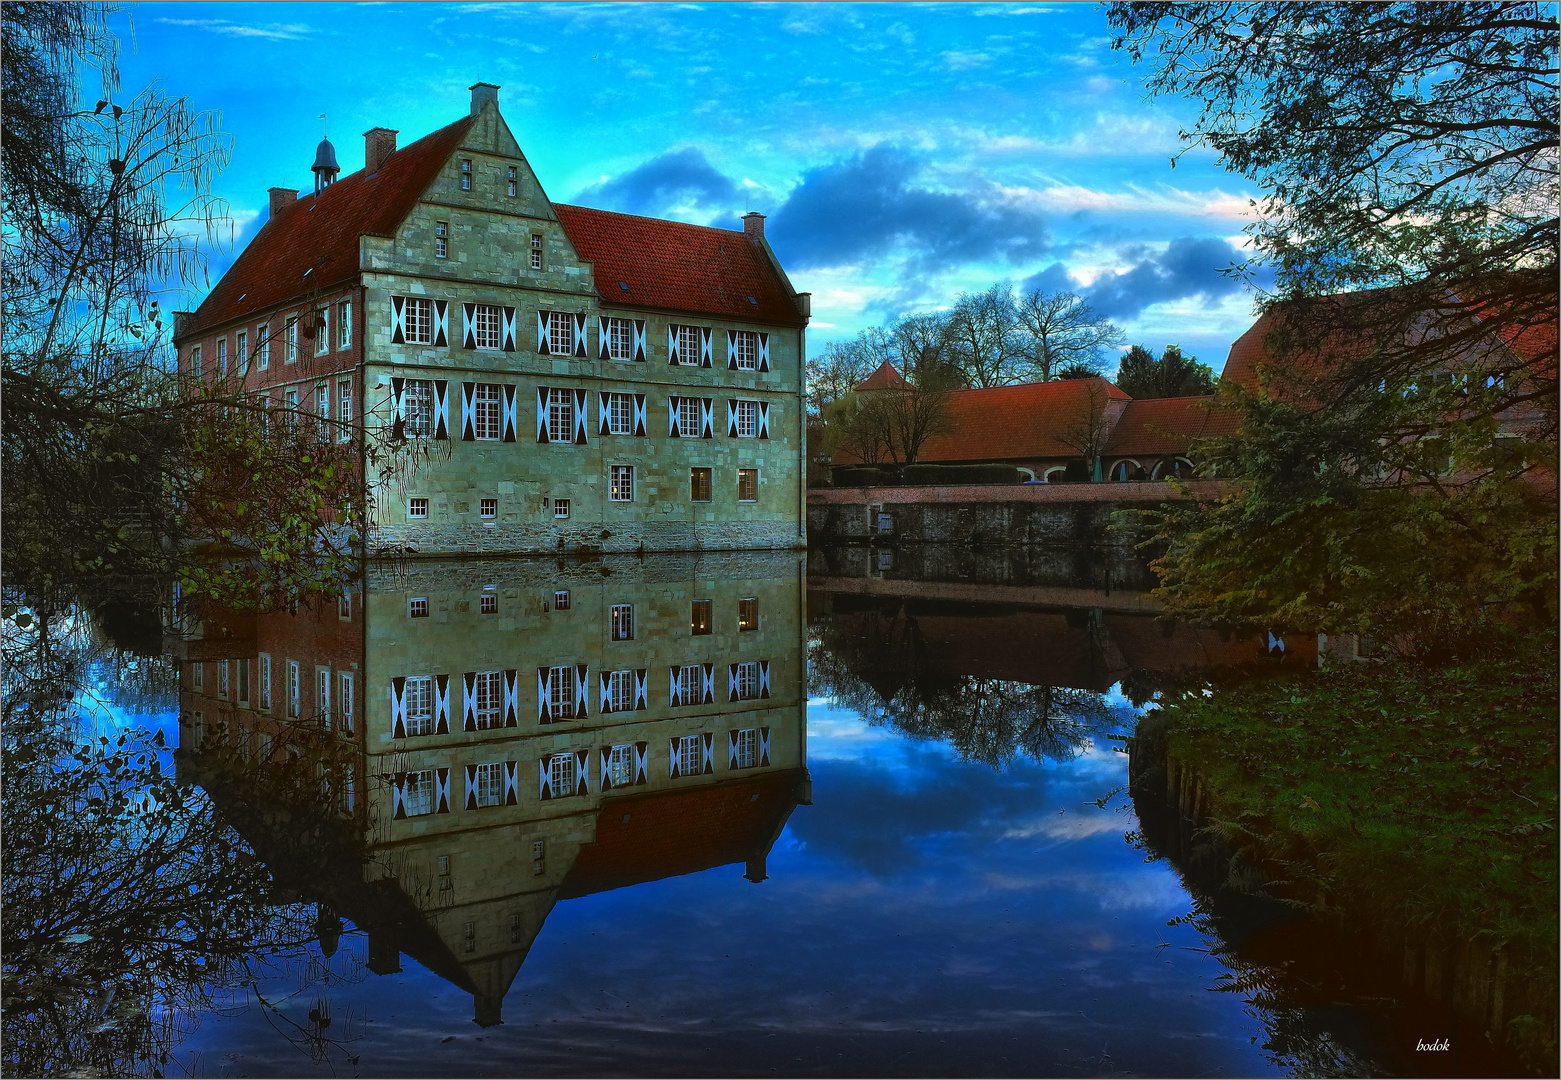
[1149,628,1558,985]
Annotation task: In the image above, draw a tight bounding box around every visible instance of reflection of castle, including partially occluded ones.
[175,553,809,1025]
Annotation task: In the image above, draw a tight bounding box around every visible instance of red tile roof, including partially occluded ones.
[909,377,1130,463]
[179,117,477,341]
[552,204,805,327]
[1104,396,1241,457]
[856,361,911,391]
[558,770,801,899]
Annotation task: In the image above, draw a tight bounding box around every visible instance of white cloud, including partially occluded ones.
[155,17,315,40]
[998,182,1256,220]
[942,51,992,71]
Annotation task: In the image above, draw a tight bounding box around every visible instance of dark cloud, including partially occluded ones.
[1084,236,1265,318]
[766,144,1048,272]
[571,147,740,222]
[1019,261,1079,296]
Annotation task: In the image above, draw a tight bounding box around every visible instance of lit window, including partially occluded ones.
[739,597,758,632]
[676,324,701,367]
[546,388,573,442]
[435,221,449,259]
[405,676,434,736]
[547,666,575,720]
[404,298,433,345]
[553,498,570,519]
[690,467,712,502]
[606,392,634,435]
[734,661,758,700]
[606,671,634,712]
[285,317,298,363]
[403,770,436,815]
[733,727,758,768]
[475,762,505,807]
[674,733,702,775]
[403,379,433,437]
[472,384,501,440]
[738,468,758,502]
[480,592,498,614]
[459,159,472,191]
[546,751,576,795]
[314,308,330,355]
[531,233,543,270]
[480,498,497,518]
[732,330,758,371]
[547,310,574,354]
[472,304,502,350]
[610,604,633,641]
[604,317,633,360]
[609,465,634,502]
[676,397,701,437]
[691,599,712,635]
[408,497,429,519]
[607,743,634,786]
[472,670,503,729]
[409,597,429,618]
[338,300,352,348]
[506,166,518,197]
[553,590,570,610]
[734,399,758,438]
[339,672,354,732]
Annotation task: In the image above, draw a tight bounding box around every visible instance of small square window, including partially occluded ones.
[610,604,633,641]
[738,468,758,503]
[409,597,429,618]
[690,467,712,502]
[480,498,497,519]
[691,599,712,636]
[554,590,571,610]
[739,597,758,632]
[435,221,449,259]
[480,593,497,614]
[460,160,472,191]
[553,498,570,519]
[409,497,429,519]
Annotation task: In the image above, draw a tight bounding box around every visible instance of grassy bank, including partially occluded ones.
[1138,629,1557,1060]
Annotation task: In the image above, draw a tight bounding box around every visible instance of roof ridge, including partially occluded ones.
[555,202,748,238]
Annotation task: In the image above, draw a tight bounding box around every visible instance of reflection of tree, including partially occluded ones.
[809,613,1117,769]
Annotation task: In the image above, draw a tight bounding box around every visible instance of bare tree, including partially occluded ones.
[944,283,1026,387]
[1014,289,1124,382]
[1055,379,1120,481]
[805,328,895,417]
[846,350,960,467]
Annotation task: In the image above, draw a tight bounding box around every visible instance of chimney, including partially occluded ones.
[469,82,500,115]
[268,187,298,219]
[742,211,765,240]
[363,127,399,174]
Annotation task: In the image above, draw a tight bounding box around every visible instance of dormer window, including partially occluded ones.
[435,221,448,259]
[507,167,517,197]
[460,160,472,191]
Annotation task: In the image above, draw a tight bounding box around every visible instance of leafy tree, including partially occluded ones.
[1014,289,1125,382]
[1115,343,1216,398]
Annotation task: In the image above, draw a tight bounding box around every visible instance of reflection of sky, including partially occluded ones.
[178,695,1279,1078]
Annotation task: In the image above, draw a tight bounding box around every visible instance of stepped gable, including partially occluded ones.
[912,377,1131,464]
[559,771,800,899]
[182,116,477,338]
[1104,396,1241,458]
[552,204,805,327]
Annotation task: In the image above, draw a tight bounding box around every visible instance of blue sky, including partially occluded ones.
[110,2,1270,374]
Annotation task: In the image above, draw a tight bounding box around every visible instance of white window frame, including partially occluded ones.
[506,166,518,197]
[553,498,570,519]
[609,465,634,502]
[473,670,503,729]
[338,378,353,441]
[287,660,301,718]
[404,770,436,815]
[607,392,634,435]
[338,300,352,348]
[257,324,270,369]
[409,596,429,618]
[480,497,497,519]
[472,304,502,350]
[314,308,330,355]
[605,317,633,361]
[554,590,571,609]
[676,397,701,438]
[190,345,202,377]
[547,310,573,354]
[475,761,505,807]
[480,592,498,614]
[216,337,228,376]
[531,233,544,270]
[608,743,634,786]
[735,399,758,438]
[435,221,449,259]
[236,331,247,372]
[738,468,758,503]
[459,159,473,191]
[473,383,502,441]
[735,661,758,701]
[316,667,332,728]
[607,671,634,713]
[675,324,701,367]
[339,671,354,732]
[546,387,573,443]
[610,604,633,641]
[547,665,575,720]
[403,378,433,438]
[285,317,298,363]
[259,654,272,710]
[676,664,701,705]
[404,298,434,345]
[734,727,758,768]
[675,734,701,775]
[733,330,758,371]
[218,659,230,699]
[405,675,435,736]
[409,497,429,519]
[547,752,576,795]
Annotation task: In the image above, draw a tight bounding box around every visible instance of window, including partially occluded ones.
[317,668,332,728]
[405,675,435,736]
[403,378,433,437]
[338,379,353,441]
[691,599,712,635]
[674,733,701,775]
[339,672,354,733]
[404,298,433,345]
[734,661,759,700]
[732,330,758,371]
[475,761,505,807]
[288,660,301,718]
[218,660,230,698]
[604,317,633,361]
[547,666,575,720]
[285,317,298,363]
[553,590,571,610]
[338,300,352,348]
[675,665,701,705]
[676,396,701,437]
[190,345,202,377]
[606,392,634,435]
[480,498,497,519]
[530,233,543,270]
[315,383,331,441]
[409,597,429,618]
[480,592,498,614]
[236,331,247,371]
[257,324,270,369]
[607,743,634,787]
[547,310,573,354]
[675,324,701,366]
[435,221,449,259]
[259,654,272,710]
[690,467,712,502]
[283,388,300,432]
[339,592,352,620]
[739,597,758,632]
[506,166,518,197]
[409,497,429,519]
[734,399,758,438]
[216,337,228,376]
[472,304,502,350]
[738,468,758,502]
[459,159,472,191]
[610,604,633,641]
[404,770,436,816]
[193,661,204,690]
[473,670,503,729]
[547,752,576,795]
[473,384,502,440]
[734,727,759,768]
[609,465,634,502]
[553,498,570,519]
[606,670,634,712]
[314,308,330,355]
[546,387,573,442]
[238,657,250,704]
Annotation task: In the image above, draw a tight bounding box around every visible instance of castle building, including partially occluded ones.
[172,83,810,555]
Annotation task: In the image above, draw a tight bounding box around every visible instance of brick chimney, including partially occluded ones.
[742,211,765,239]
[470,82,499,115]
[268,187,298,219]
[363,127,399,174]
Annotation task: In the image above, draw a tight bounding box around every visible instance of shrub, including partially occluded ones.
[900,463,1021,486]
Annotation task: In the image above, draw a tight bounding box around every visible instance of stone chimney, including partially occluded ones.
[470,82,500,115]
[363,127,399,174]
[742,211,765,240]
[268,187,298,219]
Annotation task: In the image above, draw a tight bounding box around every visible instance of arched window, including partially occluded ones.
[1109,459,1141,482]
[1043,466,1067,483]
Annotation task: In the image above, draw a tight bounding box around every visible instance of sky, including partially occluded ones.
[107,2,1273,375]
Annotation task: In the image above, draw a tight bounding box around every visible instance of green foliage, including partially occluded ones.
[1144,630,1558,993]
[1115,343,1215,398]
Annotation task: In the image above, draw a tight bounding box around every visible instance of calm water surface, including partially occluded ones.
[12,550,1418,1077]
